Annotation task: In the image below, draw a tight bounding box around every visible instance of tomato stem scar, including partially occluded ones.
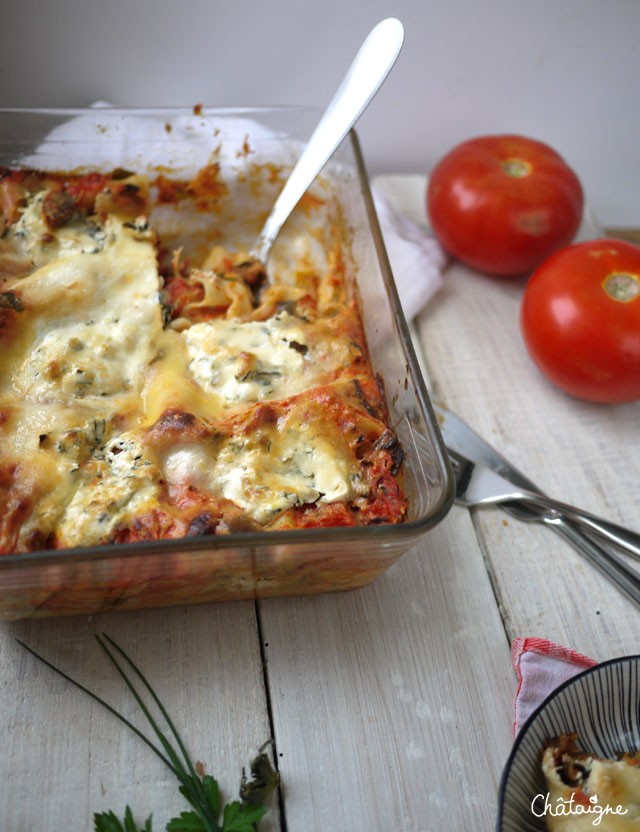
[501,158,532,178]
[602,272,640,303]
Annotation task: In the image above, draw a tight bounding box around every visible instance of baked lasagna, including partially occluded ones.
[541,733,640,830]
[0,164,407,554]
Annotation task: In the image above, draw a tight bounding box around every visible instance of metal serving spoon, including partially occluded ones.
[249,17,404,267]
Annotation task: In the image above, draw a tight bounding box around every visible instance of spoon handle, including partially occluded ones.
[251,18,404,264]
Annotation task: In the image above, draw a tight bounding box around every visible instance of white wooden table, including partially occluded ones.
[2,176,638,832]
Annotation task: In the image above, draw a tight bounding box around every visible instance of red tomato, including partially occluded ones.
[520,239,640,403]
[427,134,584,276]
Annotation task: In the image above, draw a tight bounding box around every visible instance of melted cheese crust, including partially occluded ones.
[0,168,407,553]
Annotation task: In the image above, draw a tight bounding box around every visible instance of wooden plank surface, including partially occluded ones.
[1,603,280,831]
[258,514,515,831]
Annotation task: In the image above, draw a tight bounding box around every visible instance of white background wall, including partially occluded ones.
[1,0,638,226]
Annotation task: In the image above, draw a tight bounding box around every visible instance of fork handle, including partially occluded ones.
[525,493,640,561]
[544,514,640,607]
[563,511,640,561]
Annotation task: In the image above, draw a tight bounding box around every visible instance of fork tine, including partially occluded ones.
[447,448,474,502]
[447,447,524,506]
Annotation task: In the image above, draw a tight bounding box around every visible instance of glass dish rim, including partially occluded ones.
[0,104,455,572]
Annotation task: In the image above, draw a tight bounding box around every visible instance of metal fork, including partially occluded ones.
[449,448,640,560]
[448,447,640,606]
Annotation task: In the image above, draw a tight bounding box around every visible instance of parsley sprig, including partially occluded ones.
[18,634,279,832]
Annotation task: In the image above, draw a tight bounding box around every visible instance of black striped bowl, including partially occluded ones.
[496,655,640,831]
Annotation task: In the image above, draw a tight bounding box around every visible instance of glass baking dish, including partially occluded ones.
[0,106,454,619]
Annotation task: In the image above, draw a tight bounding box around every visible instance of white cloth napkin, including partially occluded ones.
[372,185,446,319]
[511,637,597,735]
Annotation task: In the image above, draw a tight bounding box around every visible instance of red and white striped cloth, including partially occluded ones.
[511,637,597,735]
